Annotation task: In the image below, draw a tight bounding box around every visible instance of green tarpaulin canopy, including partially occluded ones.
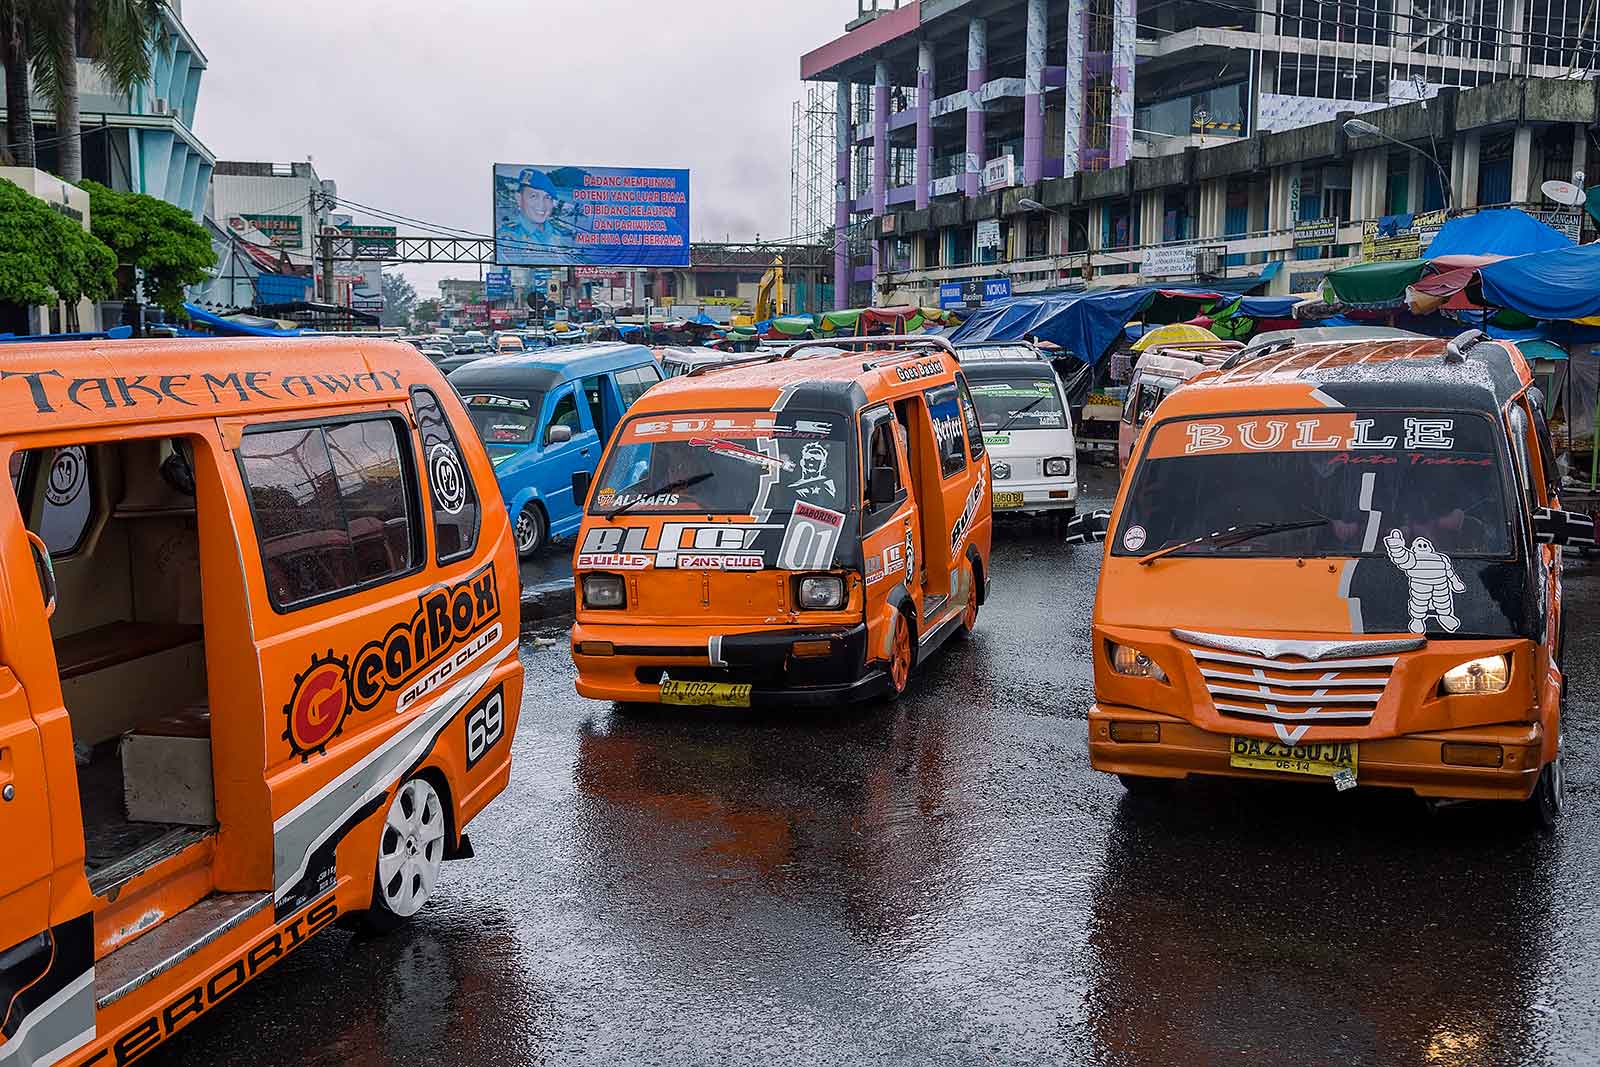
[1323,258,1427,307]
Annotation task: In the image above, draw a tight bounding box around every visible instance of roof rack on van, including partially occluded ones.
[683,334,958,377]
[1220,337,1295,370]
[1444,328,1490,364]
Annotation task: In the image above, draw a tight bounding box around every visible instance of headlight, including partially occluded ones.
[1044,457,1072,477]
[1440,654,1510,695]
[582,574,626,609]
[1109,642,1168,682]
[796,575,845,610]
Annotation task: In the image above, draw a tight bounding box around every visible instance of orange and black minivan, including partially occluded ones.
[1071,331,1592,826]
[0,338,522,1065]
[569,336,993,706]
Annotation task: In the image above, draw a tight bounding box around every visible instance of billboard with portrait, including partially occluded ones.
[493,164,690,267]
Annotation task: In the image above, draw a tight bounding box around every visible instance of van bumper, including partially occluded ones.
[572,621,889,707]
[991,477,1077,514]
[1088,703,1544,801]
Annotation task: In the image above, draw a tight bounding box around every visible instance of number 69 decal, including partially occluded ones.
[465,685,506,770]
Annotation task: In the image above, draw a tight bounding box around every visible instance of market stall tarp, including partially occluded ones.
[1424,208,1573,260]
[948,288,1158,365]
[1322,258,1427,307]
[1478,243,1600,322]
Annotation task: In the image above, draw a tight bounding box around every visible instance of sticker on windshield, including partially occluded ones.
[777,501,845,570]
[691,437,791,471]
[1122,524,1147,552]
[984,434,1011,448]
[1161,415,1457,457]
[1385,530,1466,633]
[791,441,837,499]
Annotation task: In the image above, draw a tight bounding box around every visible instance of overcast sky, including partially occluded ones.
[185,0,850,296]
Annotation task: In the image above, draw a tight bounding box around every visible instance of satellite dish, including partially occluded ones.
[1542,179,1586,206]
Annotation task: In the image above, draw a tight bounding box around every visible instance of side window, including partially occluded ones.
[1506,403,1536,511]
[618,366,657,407]
[1136,383,1164,425]
[1121,382,1138,424]
[548,391,581,440]
[24,446,95,557]
[580,376,605,429]
[1528,397,1560,502]
[923,383,968,478]
[860,408,906,533]
[239,417,421,611]
[955,373,986,459]
[411,386,481,564]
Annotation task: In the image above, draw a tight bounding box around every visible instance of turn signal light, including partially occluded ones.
[792,639,833,659]
[1109,642,1168,682]
[1441,742,1504,768]
[576,641,615,657]
[1110,721,1161,743]
[1439,655,1510,695]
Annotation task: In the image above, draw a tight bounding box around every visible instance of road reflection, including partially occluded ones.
[1082,784,1556,1066]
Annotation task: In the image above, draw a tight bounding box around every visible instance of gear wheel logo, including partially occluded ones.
[284,651,352,761]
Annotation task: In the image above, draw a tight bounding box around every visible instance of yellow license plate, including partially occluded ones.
[660,679,752,707]
[1229,736,1357,778]
[993,491,1025,509]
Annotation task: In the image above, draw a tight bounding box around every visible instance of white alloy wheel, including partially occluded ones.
[376,777,446,919]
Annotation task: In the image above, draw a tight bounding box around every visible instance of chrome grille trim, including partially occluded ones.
[1213,703,1377,722]
[1189,648,1399,672]
[1173,629,1424,661]
[1207,685,1382,705]
[1198,668,1384,689]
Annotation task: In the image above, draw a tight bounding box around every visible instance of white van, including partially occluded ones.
[957,342,1078,517]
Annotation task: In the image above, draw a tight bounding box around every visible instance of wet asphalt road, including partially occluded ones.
[155,467,1600,1067]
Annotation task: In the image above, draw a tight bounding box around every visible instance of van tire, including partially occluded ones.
[1528,728,1566,831]
[885,609,916,701]
[362,776,448,932]
[514,503,547,559]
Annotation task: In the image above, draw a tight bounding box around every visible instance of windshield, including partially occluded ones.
[967,376,1068,431]
[462,390,544,447]
[591,409,851,517]
[1116,410,1514,559]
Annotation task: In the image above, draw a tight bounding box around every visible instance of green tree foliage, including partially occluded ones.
[413,297,442,325]
[0,179,116,314]
[381,271,416,327]
[83,180,214,315]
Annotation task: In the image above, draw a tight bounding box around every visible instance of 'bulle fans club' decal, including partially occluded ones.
[281,564,501,759]
[578,523,778,571]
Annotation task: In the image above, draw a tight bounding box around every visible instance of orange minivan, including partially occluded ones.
[0,338,522,1065]
[1071,331,1593,826]
[569,336,993,706]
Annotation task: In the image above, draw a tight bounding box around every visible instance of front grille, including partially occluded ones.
[1174,629,1423,728]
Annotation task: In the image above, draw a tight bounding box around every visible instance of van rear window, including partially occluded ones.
[239,418,420,610]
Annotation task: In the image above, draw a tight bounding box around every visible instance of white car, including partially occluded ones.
[958,344,1078,517]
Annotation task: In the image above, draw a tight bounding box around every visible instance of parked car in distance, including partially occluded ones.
[956,341,1078,520]
[451,343,664,557]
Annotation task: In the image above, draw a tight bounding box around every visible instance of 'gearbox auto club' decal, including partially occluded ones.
[949,468,987,554]
[281,563,502,760]
[578,522,780,571]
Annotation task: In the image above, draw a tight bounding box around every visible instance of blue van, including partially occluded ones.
[450,343,663,556]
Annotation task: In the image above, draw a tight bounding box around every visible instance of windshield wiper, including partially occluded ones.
[995,395,1047,432]
[1137,519,1329,566]
[607,472,714,518]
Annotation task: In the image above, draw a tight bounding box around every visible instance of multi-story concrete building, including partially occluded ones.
[0,0,214,219]
[802,0,1600,305]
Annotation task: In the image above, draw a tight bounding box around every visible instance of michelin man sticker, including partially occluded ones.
[791,441,836,500]
[428,444,468,515]
[1385,529,1466,632]
[1122,524,1147,552]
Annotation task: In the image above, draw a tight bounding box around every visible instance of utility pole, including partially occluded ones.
[315,190,335,305]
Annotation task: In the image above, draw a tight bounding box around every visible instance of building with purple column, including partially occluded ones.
[802,0,1600,314]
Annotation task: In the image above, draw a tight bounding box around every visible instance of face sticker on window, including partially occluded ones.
[46,446,87,506]
[428,443,468,515]
[791,441,836,499]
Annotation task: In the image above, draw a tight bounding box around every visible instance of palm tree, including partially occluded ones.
[28,0,172,183]
[0,0,35,166]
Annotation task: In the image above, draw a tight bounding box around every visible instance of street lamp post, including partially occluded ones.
[1018,198,1094,283]
[1343,118,1454,214]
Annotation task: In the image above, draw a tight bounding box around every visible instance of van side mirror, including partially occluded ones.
[868,465,898,506]
[572,469,592,505]
[546,423,573,446]
[1065,509,1112,545]
[1533,505,1596,547]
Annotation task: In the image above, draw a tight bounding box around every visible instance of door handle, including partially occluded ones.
[0,746,13,802]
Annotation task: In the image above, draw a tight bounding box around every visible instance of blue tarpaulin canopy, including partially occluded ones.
[1424,208,1572,259]
[949,288,1157,364]
[1478,243,1600,321]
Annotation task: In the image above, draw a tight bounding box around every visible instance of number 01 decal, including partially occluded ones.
[465,684,506,770]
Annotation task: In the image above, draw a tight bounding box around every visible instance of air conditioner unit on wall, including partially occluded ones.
[1195,247,1224,278]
